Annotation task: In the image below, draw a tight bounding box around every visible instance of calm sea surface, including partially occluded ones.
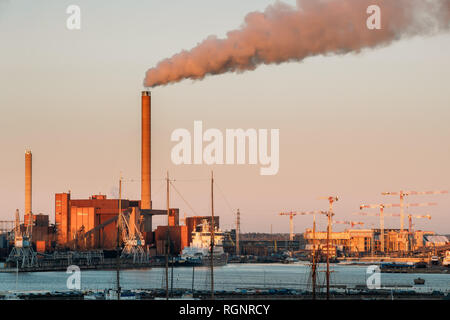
[1,262,449,293]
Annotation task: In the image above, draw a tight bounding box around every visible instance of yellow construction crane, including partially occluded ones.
[333,220,364,228]
[359,202,436,253]
[406,214,431,233]
[279,210,328,241]
[381,190,447,231]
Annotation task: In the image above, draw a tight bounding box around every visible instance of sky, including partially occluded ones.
[0,0,449,234]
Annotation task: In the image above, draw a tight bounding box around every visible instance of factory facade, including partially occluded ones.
[54,193,146,249]
[3,91,226,258]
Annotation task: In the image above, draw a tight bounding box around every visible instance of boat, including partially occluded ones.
[104,288,140,300]
[282,257,299,264]
[414,261,427,269]
[180,219,228,267]
[84,291,105,300]
[170,256,203,267]
[414,278,425,285]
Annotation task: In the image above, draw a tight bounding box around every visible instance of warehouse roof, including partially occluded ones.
[424,235,449,243]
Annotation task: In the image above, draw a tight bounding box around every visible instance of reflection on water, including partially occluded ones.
[0,262,449,293]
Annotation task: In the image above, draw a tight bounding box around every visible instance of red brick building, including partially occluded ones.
[55,193,141,249]
[55,192,178,251]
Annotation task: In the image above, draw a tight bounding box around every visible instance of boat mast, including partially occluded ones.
[319,196,337,301]
[116,175,122,300]
[311,214,317,300]
[326,198,337,300]
[192,264,195,292]
[326,210,330,300]
[171,255,174,296]
[165,171,170,300]
[210,170,215,299]
[236,209,240,256]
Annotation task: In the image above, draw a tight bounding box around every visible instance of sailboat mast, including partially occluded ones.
[210,170,215,299]
[165,171,170,300]
[312,214,317,300]
[326,210,331,300]
[116,175,122,300]
[192,264,195,292]
[326,198,335,301]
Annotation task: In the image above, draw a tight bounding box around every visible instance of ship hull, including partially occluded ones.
[177,253,228,267]
[200,253,228,267]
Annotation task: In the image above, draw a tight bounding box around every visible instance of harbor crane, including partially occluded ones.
[120,208,148,263]
[7,209,37,268]
[359,202,436,253]
[381,190,447,231]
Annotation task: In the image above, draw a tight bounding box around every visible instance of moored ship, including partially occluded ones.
[180,219,228,267]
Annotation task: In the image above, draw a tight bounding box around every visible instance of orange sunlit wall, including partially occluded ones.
[154,225,188,255]
[69,206,95,241]
[168,208,179,227]
[55,193,70,244]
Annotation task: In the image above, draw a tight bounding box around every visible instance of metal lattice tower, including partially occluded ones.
[7,209,38,268]
[120,208,148,263]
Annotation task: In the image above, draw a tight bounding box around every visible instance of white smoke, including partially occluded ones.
[144,0,450,87]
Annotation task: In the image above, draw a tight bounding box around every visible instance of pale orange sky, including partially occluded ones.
[0,1,449,233]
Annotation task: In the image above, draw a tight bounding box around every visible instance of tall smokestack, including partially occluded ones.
[25,150,32,214]
[141,91,151,209]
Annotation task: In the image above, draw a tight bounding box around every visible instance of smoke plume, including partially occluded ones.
[144,0,450,87]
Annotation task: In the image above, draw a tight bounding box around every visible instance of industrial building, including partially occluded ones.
[3,90,447,265]
[4,91,195,256]
[55,192,144,249]
[50,91,183,252]
[23,213,55,252]
[47,92,225,255]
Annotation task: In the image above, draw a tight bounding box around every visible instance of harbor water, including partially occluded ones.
[0,262,449,294]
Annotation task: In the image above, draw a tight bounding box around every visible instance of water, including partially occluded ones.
[0,262,449,293]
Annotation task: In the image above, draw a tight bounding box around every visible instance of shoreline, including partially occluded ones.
[1,260,449,274]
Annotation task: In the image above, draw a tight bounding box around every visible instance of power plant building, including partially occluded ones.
[53,91,161,250]
[54,193,145,249]
[10,91,222,258]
